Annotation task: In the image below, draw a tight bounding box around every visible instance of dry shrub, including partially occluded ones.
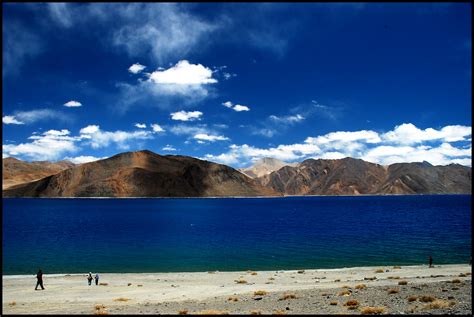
[338,290,351,296]
[387,288,399,294]
[254,290,268,296]
[360,306,387,314]
[451,279,462,283]
[137,284,143,287]
[268,277,275,280]
[227,296,238,302]
[423,299,455,310]
[127,283,132,286]
[398,280,408,285]
[178,310,188,315]
[334,279,341,282]
[113,298,130,302]
[330,301,338,305]
[250,272,258,276]
[364,277,377,281]
[279,293,297,300]
[297,270,305,274]
[355,284,367,290]
[95,304,106,311]
[341,285,351,289]
[99,283,108,286]
[407,296,417,302]
[392,266,401,269]
[458,273,467,277]
[235,279,247,284]
[196,310,229,315]
[374,269,384,273]
[387,276,400,280]
[344,299,360,307]
[94,311,109,315]
[321,292,329,296]
[273,310,287,315]
[250,310,262,315]
[419,295,436,302]
[465,272,471,276]
[9,301,16,306]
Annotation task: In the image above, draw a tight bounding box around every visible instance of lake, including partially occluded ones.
[2,195,471,275]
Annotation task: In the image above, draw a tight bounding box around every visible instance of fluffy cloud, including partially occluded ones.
[151,123,165,132]
[204,123,472,168]
[194,133,229,142]
[168,124,210,136]
[149,60,217,85]
[135,123,147,128]
[64,155,106,164]
[269,114,304,124]
[79,125,153,149]
[170,110,203,121]
[222,101,250,112]
[3,129,79,161]
[162,145,177,151]
[3,115,24,125]
[128,63,146,74]
[63,100,82,107]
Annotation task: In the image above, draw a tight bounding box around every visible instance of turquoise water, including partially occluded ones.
[2,195,471,275]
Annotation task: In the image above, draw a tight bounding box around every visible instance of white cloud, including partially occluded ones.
[168,124,210,136]
[128,63,146,74]
[194,133,229,142]
[3,129,79,161]
[64,100,82,107]
[162,145,177,151]
[170,110,203,121]
[79,125,153,149]
[149,60,217,85]
[221,101,250,112]
[64,155,106,164]
[135,123,147,128]
[203,123,472,168]
[6,109,69,125]
[3,115,24,125]
[151,123,165,132]
[80,125,100,134]
[269,114,304,124]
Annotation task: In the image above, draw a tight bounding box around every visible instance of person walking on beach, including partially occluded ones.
[35,269,44,290]
[87,272,93,286]
[95,273,99,285]
[428,255,433,268]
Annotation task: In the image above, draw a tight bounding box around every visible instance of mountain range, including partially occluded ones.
[2,150,471,197]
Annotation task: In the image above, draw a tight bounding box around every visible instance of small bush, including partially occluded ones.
[95,304,106,311]
[137,284,143,287]
[344,299,360,307]
[279,293,297,300]
[392,266,401,269]
[178,310,188,315]
[297,270,305,274]
[355,284,367,290]
[196,310,229,315]
[364,277,377,281]
[387,288,399,294]
[338,290,351,296]
[250,310,262,315]
[341,285,351,289]
[407,296,417,302]
[374,269,384,273]
[458,273,466,277]
[99,283,108,286]
[272,310,287,315]
[387,276,400,280]
[330,301,338,305]
[113,298,130,302]
[235,279,247,284]
[451,279,462,283]
[360,306,387,314]
[419,295,436,302]
[127,283,132,286]
[250,272,258,276]
[465,272,471,276]
[254,290,268,296]
[423,299,455,310]
[9,301,16,306]
[227,296,238,302]
[94,311,109,315]
[334,279,341,282]
[398,280,408,285]
[268,277,275,280]
[321,292,329,296]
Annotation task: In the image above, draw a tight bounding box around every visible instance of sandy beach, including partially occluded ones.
[2,264,471,315]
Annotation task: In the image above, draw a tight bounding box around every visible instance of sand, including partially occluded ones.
[2,264,471,314]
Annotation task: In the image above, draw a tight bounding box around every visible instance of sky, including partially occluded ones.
[2,3,472,168]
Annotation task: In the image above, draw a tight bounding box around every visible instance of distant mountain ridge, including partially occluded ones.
[239,157,297,178]
[256,157,471,195]
[3,150,278,198]
[2,157,75,190]
[2,152,471,197]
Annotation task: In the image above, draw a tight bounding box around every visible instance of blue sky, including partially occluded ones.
[2,3,472,167]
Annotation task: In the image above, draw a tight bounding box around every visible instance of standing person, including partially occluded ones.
[87,272,93,286]
[95,273,99,286]
[35,269,45,290]
[429,255,433,268]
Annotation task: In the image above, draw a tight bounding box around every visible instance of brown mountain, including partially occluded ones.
[2,157,75,190]
[239,157,297,178]
[3,150,278,198]
[257,157,471,195]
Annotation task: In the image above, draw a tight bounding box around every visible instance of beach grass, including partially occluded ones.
[360,306,387,314]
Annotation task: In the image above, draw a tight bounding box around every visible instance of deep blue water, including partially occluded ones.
[2,195,472,275]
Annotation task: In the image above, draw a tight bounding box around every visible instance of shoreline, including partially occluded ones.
[3,264,471,314]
